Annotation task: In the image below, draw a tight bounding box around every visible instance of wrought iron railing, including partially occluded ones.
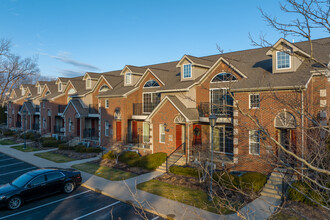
[166,143,185,172]
[133,102,160,115]
[198,102,233,117]
[83,128,99,139]
[54,125,64,133]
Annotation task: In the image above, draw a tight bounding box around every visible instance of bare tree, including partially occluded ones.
[0,38,39,102]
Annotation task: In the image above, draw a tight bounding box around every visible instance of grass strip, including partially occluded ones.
[137,179,235,214]
[35,151,75,163]
[0,140,16,145]
[72,162,137,181]
[12,145,40,152]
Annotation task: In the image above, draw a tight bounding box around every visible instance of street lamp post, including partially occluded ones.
[23,110,27,150]
[209,114,217,201]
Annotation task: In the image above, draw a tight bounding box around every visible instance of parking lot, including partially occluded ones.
[0,152,162,220]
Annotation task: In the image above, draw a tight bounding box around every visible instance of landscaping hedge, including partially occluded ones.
[137,152,167,170]
[3,130,14,137]
[169,165,199,178]
[213,172,240,189]
[42,139,62,148]
[20,132,40,141]
[74,144,102,153]
[239,172,267,192]
[289,181,325,206]
[119,151,140,166]
[102,151,116,160]
[58,143,73,150]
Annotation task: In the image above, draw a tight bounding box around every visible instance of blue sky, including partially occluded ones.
[0,0,328,78]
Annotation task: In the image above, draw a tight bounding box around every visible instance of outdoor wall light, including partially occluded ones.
[164,123,169,132]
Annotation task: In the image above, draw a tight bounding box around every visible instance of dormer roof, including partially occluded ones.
[176,55,213,68]
[266,38,310,58]
[120,65,147,75]
[83,72,101,80]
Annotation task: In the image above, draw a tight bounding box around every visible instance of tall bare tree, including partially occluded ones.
[0,38,39,102]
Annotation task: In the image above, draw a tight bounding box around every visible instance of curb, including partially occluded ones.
[81,183,171,220]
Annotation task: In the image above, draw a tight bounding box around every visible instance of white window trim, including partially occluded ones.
[249,130,260,155]
[86,78,92,89]
[105,99,109,109]
[276,51,291,70]
[143,122,149,143]
[183,63,192,79]
[142,92,160,114]
[105,121,109,137]
[37,86,41,94]
[159,124,165,143]
[210,72,238,83]
[126,73,132,85]
[249,93,260,109]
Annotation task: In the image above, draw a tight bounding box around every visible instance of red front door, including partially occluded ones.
[176,125,182,149]
[132,121,138,141]
[116,121,121,141]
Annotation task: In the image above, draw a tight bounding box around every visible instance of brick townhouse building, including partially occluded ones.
[6,37,330,174]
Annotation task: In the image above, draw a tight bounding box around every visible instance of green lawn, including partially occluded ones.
[35,152,75,163]
[12,145,40,152]
[72,162,137,181]
[137,179,236,214]
[0,140,16,145]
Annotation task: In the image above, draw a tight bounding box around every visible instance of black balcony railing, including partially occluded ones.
[83,128,99,139]
[58,105,66,114]
[54,125,64,133]
[133,102,160,115]
[88,104,98,114]
[16,121,21,127]
[198,102,233,117]
[32,123,39,130]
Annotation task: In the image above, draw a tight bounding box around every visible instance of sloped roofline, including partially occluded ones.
[176,54,212,68]
[266,38,311,57]
[85,75,113,95]
[62,100,81,117]
[135,68,165,88]
[145,96,190,122]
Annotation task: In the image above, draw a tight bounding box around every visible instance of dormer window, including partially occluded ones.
[37,86,41,94]
[86,78,92,89]
[58,83,62,92]
[183,64,192,78]
[276,51,291,69]
[144,80,160,88]
[21,88,25,96]
[126,73,132,85]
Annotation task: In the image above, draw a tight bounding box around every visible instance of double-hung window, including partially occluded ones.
[105,99,109,109]
[105,121,109,136]
[143,122,150,144]
[126,73,132,85]
[249,94,260,109]
[86,78,92,88]
[183,64,192,78]
[249,130,260,155]
[159,124,165,143]
[143,93,160,113]
[210,89,233,116]
[58,83,62,92]
[213,126,233,154]
[276,51,291,69]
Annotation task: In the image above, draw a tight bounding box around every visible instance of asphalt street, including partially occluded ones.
[0,152,162,220]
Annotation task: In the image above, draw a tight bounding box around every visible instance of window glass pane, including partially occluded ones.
[160,124,165,143]
[213,127,221,152]
[277,51,290,69]
[225,127,234,154]
[143,93,152,112]
[47,172,64,181]
[30,175,46,185]
[144,80,159,88]
[143,122,150,143]
[183,64,191,78]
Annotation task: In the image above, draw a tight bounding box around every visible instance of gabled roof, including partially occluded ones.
[83,72,101,80]
[266,38,310,57]
[20,101,35,115]
[62,99,88,117]
[120,65,147,75]
[176,54,214,68]
[146,95,199,122]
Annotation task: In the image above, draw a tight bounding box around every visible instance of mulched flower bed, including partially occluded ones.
[271,200,330,220]
[55,150,99,160]
[95,159,150,175]
[155,173,253,206]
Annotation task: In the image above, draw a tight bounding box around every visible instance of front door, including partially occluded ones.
[176,125,185,151]
[116,121,121,141]
[278,129,296,165]
[132,121,138,142]
[48,116,51,133]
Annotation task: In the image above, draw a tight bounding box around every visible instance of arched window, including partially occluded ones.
[99,85,110,92]
[211,73,237,82]
[68,88,75,95]
[45,91,50,96]
[144,80,160,88]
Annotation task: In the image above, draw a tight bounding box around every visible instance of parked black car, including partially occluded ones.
[0,168,82,210]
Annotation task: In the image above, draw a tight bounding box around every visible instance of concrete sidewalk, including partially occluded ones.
[0,143,280,220]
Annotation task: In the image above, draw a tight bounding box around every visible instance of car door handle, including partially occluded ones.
[40,183,46,186]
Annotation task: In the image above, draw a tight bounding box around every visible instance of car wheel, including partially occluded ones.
[63,182,75,194]
[7,196,22,210]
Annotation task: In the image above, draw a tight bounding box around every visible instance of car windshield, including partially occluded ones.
[11,173,33,188]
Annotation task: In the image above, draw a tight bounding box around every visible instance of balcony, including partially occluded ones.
[132,102,160,119]
[58,105,66,114]
[88,104,98,114]
[83,128,99,140]
[198,102,233,123]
